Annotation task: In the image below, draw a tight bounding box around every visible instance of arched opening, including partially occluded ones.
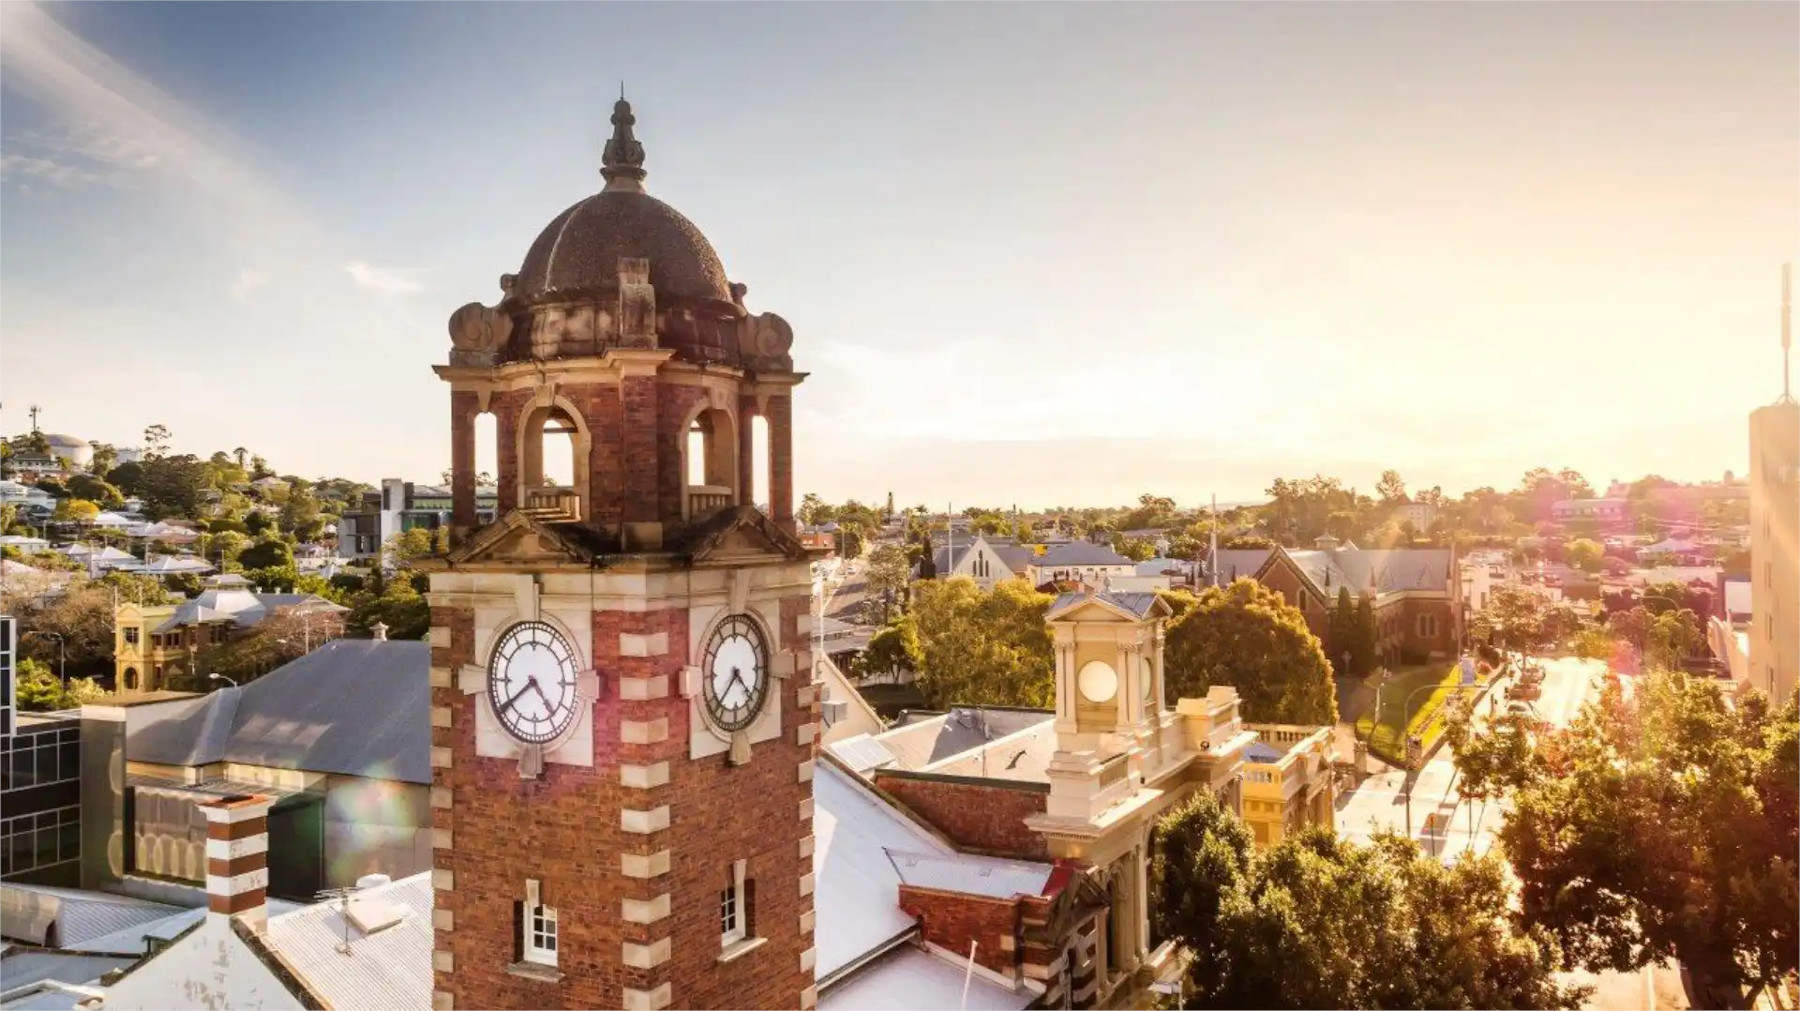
[750,414,771,513]
[124,667,139,691]
[682,406,737,521]
[518,401,589,520]
[473,411,498,488]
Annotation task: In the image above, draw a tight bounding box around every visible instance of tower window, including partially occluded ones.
[720,859,750,947]
[523,900,558,967]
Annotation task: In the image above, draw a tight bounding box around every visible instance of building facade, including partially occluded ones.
[339,479,501,559]
[1748,399,1798,704]
[1240,724,1335,848]
[425,98,815,1011]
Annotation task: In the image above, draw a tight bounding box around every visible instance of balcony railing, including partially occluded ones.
[686,485,733,521]
[524,486,580,521]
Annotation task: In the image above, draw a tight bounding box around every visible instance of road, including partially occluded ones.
[1333,656,1688,1010]
[1336,655,1603,859]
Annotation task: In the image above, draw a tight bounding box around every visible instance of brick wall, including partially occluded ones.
[871,773,1048,860]
[897,886,1020,977]
[432,586,815,1010]
[654,385,708,526]
[620,375,659,524]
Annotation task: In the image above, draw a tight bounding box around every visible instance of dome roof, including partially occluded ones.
[512,97,731,305]
[515,190,730,303]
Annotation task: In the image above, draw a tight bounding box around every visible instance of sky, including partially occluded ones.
[2,2,1795,509]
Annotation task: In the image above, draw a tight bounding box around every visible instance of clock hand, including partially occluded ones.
[498,681,531,715]
[530,678,555,709]
[727,668,750,706]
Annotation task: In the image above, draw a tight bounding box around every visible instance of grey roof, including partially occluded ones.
[0,949,134,998]
[1048,590,1162,620]
[1030,542,1132,568]
[153,589,344,633]
[0,884,184,949]
[1204,549,1275,585]
[1245,740,1285,763]
[1283,548,1453,598]
[127,640,431,784]
[874,708,1053,770]
[989,543,1035,575]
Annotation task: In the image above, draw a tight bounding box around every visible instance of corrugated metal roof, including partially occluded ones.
[813,764,942,980]
[264,872,433,1011]
[826,735,898,775]
[125,640,431,784]
[0,884,184,950]
[819,945,1031,1010]
[886,850,1051,900]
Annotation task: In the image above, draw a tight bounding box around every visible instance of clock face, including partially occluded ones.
[1142,655,1156,709]
[1078,660,1118,703]
[703,614,769,733]
[487,621,582,744]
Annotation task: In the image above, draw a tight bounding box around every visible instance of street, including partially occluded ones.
[1333,656,1689,1010]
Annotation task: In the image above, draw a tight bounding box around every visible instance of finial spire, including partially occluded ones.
[602,92,647,193]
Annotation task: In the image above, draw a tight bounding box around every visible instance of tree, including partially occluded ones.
[346,577,430,640]
[908,577,1054,708]
[1163,579,1337,724]
[859,617,923,681]
[142,423,171,460]
[279,480,323,538]
[243,510,276,537]
[237,538,294,572]
[1376,469,1407,504]
[1489,673,1797,1007]
[11,583,118,681]
[14,657,108,712]
[864,544,910,622]
[1151,790,1584,1010]
[137,454,213,520]
[65,473,124,508]
[54,498,100,525]
[1566,537,1604,572]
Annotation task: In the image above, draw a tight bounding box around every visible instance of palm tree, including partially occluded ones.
[233,447,249,471]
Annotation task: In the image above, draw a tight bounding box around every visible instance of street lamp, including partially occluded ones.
[208,672,239,688]
[22,630,65,686]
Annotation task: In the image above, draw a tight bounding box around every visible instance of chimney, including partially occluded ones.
[200,794,273,931]
[371,621,388,641]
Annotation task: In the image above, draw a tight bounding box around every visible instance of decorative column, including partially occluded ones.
[450,390,479,535]
[737,394,758,508]
[767,393,794,531]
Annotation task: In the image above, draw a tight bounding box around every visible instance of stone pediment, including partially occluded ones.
[679,505,813,566]
[1045,590,1171,625]
[441,510,619,568]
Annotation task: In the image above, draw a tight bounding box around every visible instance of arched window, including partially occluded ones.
[124,667,139,691]
[517,401,588,520]
[749,414,771,513]
[683,406,738,521]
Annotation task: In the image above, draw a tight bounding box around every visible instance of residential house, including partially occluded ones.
[113,578,345,694]
[1023,542,1136,590]
[337,478,498,559]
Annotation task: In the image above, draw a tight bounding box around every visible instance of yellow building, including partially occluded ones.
[114,578,347,695]
[1241,723,1336,847]
[114,601,186,694]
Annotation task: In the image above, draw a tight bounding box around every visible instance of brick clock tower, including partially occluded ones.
[425,98,820,1011]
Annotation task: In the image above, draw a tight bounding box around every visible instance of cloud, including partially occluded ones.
[0,152,106,187]
[343,261,424,295]
[230,267,270,303]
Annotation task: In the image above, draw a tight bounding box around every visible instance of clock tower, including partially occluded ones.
[425,98,819,1011]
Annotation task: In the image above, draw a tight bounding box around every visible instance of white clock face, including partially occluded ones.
[703,614,769,733]
[1142,655,1156,709]
[1078,660,1119,703]
[487,621,582,744]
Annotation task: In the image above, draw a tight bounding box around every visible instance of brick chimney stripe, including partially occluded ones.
[206,816,269,841]
[206,867,270,895]
[209,888,267,915]
[205,835,269,861]
[207,853,268,879]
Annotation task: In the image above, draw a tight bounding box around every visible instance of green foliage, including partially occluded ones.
[237,538,294,572]
[1112,535,1156,562]
[1152,790,1584,1010]
[11,583,117,681]
[837,526,865,560]
[1164,579,1337,724]
[346,578,431,640]
[908,577,1054,708]
[863,544,911,622]
[1262,475,1370,547]
[53,498,100,524]
[1496,674,1798,1005]
[98,571,176,606]
[65,473,124,508]
[137,454,213,521]
[243,510,275,536]
[1566,537,1604,572]
[859,617,923,679]
[14,657,108,712]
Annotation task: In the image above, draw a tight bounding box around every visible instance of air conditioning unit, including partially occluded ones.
[821,699,848,727]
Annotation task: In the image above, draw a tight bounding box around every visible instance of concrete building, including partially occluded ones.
[337,478,500,559]
[1240,724,1335,848]
[1747,267,1798,703]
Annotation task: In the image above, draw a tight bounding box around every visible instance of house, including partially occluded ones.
[1023,542,1135,590]
[1550,497,1629,523]
[336,478,499,559]
[116,638,432,899]
[0,481,57,513]
[0,534,53,553]
[113,579,345,694]
[1391,501,1438,532]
